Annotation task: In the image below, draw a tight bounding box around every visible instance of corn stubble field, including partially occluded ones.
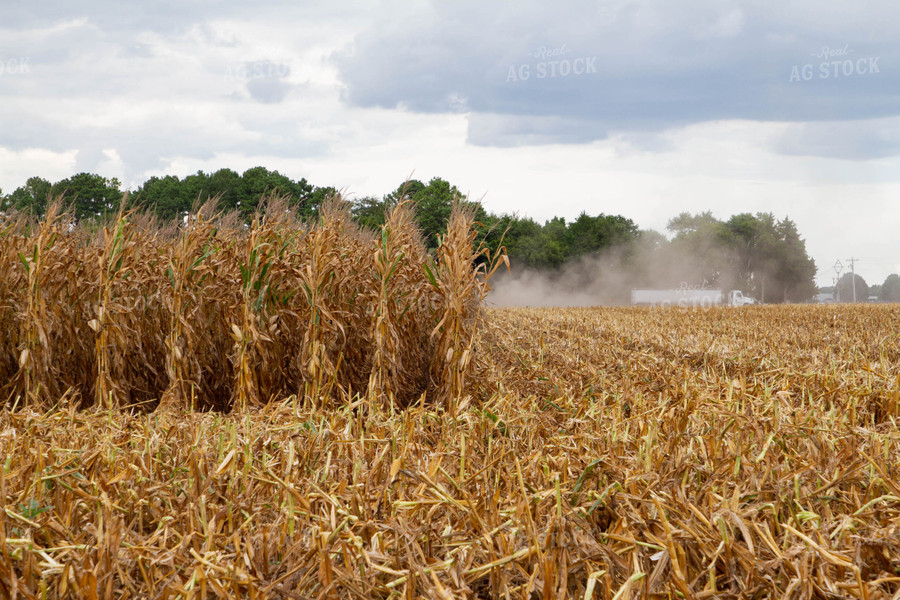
[2,200,900,599]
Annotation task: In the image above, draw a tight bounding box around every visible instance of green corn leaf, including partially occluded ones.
[239,264,249,289]
[18,252,30,275]
[386,252,405,283]
[423,262,437,287]
[572,458,604,498]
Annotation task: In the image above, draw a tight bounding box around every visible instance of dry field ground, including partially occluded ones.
[3,302,900,599]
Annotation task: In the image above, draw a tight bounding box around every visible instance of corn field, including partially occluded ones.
[2,204,900,598]
[0,196,497,413]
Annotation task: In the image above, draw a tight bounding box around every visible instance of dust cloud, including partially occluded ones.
[486,236,740,307]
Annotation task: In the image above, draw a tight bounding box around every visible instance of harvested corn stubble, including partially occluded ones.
[2,203,900,598]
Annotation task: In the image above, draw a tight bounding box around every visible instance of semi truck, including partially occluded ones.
[630,289,757,307]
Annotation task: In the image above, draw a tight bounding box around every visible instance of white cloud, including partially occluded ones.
[0,148,78,190]
[96,149,126,184]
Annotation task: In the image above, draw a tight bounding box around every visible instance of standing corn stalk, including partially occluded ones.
[233,204,297,410]
[11,201,67,406]
[233,217,267,409]
[368,200,430,408]
[0,192,504,412]
[161,206,218,409]
[297,199,353,401]
[92,197,142,409]
[0,215,27,393]
[426,203,508,414]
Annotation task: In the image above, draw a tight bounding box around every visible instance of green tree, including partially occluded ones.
[881,274,900,302]
[665,211,817,301]
[386,178,478,250]
[134,174,191,221]
[206,168,243,213]
[667,211,734,288]
[567,213,639,256]
[502,217,542,266]
[725,213,781,299]
[667,211,721,237]
[134,168,325,222]
[240,166,317,217]
[771,218,817,302]
[836,272,868,303]
[472,212,515,268]
[541,217,570,268]
[52,173,123,220]
[307,186,338,218]
[2,176,53,216]
[405,178,455,250]
[169,171,211,214]
[351,196,387,230]
[513,229,567,269]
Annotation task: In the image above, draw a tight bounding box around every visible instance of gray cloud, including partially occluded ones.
[334,1,900,157]
[466,114,609,146]
[773,119,900,161]
[5,1,227,34]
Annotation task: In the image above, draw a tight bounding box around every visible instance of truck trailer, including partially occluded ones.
[630,289,756,307]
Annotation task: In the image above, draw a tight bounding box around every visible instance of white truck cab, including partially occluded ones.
[726,290,757,306]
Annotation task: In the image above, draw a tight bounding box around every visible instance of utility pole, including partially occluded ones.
[833,260,843,302]
[846,257,859,303]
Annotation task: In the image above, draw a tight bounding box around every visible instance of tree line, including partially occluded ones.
[0,167,831,302]
[822,272,900,303]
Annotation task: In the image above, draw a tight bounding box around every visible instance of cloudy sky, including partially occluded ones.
[1,0,898,287]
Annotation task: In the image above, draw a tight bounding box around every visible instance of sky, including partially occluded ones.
[1,1,898,288]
